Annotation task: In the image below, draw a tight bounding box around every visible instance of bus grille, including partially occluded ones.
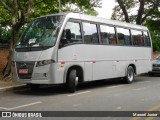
[16,62,35,79]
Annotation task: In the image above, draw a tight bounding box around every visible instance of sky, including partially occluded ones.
[95,0,117,19]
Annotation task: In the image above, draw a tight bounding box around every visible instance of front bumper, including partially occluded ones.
[11,62,65,84]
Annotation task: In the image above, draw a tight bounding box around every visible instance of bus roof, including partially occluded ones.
[39,12,148,31]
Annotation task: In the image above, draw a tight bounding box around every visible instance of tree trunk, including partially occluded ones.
[2,50,13,77]
[136,0,144,25]
[117,0,130,23]
[2,25,20,77]
[1,0,33,78]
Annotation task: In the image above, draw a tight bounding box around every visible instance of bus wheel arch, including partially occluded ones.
[129,64,136,75]
[66,65,84,93]
[124,64,136,84]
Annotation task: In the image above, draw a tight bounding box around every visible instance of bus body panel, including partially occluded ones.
[58,44,152,81]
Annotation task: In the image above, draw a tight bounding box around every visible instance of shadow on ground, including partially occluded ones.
[12,75,156,96]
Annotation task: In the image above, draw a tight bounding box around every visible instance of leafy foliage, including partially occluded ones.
[112,0,160,25]
[0,0,101,44]
[146,20,160,51]
[0,27,11,43]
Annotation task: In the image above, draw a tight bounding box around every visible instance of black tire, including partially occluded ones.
[124,66,134,84]
[67,69,78,93]
[27,84,40,91]
[148,72,154,76]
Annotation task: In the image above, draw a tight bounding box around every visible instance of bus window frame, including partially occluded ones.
[116,27,132,46]
[59,18,151,48]
[130,29,144,47]
[99,23,118,45]
[59,19,84,48]
[82,20,100,45]
[143,31,151,47]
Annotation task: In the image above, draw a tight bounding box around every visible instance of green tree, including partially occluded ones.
[0,27,11,43]
[112,0,160,25]
[146,19,160,51]
[0,0,101,76]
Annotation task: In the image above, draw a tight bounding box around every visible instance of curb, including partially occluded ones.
[0,84,28,93]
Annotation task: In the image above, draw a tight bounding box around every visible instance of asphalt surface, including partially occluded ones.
[0,74,160,120]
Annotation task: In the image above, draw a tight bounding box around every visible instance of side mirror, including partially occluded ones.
[59,29,71,49]
[66,29,71,40]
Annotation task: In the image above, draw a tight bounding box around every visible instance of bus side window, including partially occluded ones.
[60,21,82,47]
[143,31,151,47]
[83,22,99,44]
[100,25,116,45]
[111,34,117,45]
[116,27,131,46]
[131,30,144,46]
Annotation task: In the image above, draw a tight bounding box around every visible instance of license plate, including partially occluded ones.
[19,69,28,74]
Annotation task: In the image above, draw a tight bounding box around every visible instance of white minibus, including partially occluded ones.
[11,13,152,92]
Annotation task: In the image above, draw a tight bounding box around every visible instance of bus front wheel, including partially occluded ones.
[67,69,78,93]
[124,66,134,84]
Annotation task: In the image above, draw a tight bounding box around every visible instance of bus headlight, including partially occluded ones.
[36,59,55,67]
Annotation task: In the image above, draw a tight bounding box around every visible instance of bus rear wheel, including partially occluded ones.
[67,69,78,93]
[124,66,134,84]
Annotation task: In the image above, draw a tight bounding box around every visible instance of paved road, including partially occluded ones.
[0,74,160,120]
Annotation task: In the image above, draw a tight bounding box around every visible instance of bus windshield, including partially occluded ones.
[16,15,64,51]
